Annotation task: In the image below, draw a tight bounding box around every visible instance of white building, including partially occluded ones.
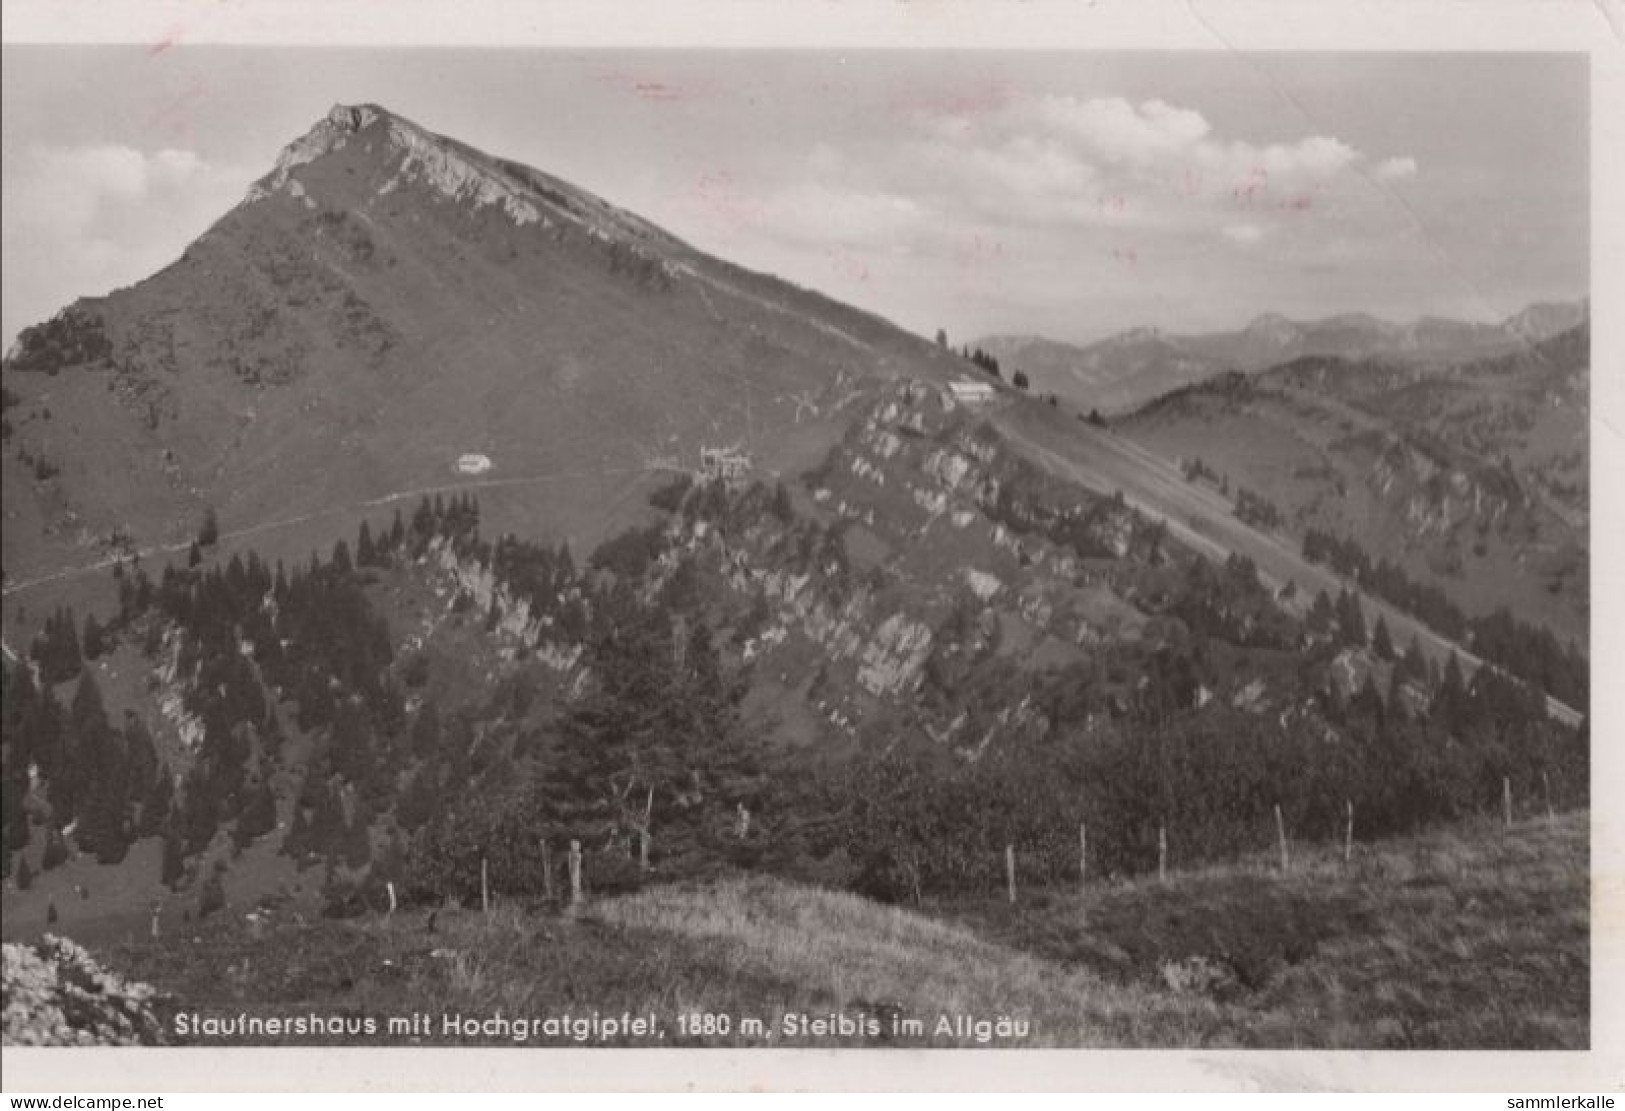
[700,445,751,482]
[948,378,996,405]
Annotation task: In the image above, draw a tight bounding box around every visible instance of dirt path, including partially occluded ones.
[1,463,680,600]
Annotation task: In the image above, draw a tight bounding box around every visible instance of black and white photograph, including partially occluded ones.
[0,0,1617,1093]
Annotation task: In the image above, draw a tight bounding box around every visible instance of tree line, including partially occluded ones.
[1301,526,1586,706]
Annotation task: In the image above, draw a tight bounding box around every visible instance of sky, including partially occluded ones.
[0,47,1589,349]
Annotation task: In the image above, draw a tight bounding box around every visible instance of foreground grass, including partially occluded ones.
[947,811,1589,1048]
[103,877,1226,1048]
[93,812,1586,1049]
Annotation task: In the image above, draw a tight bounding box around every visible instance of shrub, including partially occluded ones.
[1,935,165,1045]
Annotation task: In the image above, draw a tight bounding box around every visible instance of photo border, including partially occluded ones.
[1,0,1619,1093]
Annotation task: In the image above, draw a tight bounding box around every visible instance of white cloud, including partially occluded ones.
[746,93,1399,261]
[686,90,1433,342]
[931,96,1364,194]
[1373,155,1419,181]
[1244,135,1360,179]
[23,145,216,221]
[1030,96,1212,165]
[703,90,1439,341]
[656,93,1409,308]
[1,144,245,344]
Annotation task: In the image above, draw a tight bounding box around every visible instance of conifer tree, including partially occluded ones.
[198,506,220,547]
[1434,652,1468,732]
[409,700,441,760]
[41,826,68,871]
[1306,589,1335,635]
[177,765,221,854]
[1371,615,1395,660]
[1386,666,1409,722]
[81,613,106,661]
[197,866,225,918]
[138,766,174,838]
[31,607,83,684]
[395,763,440,831]
[1401,634,1428,682]
[1336,589,1367,648]
[160,829,185,889]
[234,776,277,846]
[281,801,312,861]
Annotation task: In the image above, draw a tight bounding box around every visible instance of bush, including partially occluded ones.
[1,935,165,1045]
[838,698,1587,901]
[589,523,669,580]
[648,474,693,513]
[406,780,556,904]
[197,868,226,919]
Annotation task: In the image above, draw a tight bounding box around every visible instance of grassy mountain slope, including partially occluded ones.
[1,104,976,590]
[1115,324,1589,645]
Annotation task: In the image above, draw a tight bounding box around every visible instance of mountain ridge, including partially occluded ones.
[977,298,1589,415]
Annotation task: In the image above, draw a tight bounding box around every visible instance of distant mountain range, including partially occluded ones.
[978,299,1589,415]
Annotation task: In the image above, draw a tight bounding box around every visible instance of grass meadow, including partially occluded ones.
[97,811,1587,1049]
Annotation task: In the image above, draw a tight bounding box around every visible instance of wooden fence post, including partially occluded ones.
[1503,776,1513,830]
[386,881,398,917]
[1078,822,1088,925]
[1005,844,1017,904]
[1078,823,1088,893]
[481,857,490,916]
[568,839,583,907]
[1158,823,1168,884]
[1274,803,1289,873]
[641,788,654,872]
[1343,800,1355,866]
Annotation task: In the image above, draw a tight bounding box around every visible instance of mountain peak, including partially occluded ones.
[1504,298,1589,342]
[1242,313,1300,345]
[333,101,389,126]
[248,103,390,194]
[245,102,551,228]
[1112,325,1165,345]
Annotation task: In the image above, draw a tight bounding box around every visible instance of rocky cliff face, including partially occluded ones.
[1369,437,1523,541]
